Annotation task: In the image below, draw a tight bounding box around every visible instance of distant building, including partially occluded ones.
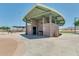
[11,26,26,32]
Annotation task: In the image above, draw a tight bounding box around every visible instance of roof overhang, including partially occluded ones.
[23,4,64,22]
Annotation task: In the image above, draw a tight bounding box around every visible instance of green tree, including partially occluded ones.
[56,19,65,26]
[23,17,31,23]
[74,19,79,26]
[53,16,65,26]
[74,17,79,33]
[0,26,10,31]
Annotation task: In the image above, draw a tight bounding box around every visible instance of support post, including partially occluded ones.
[25,19,27,35]
[42,17,45,36]
[49,14,52,37]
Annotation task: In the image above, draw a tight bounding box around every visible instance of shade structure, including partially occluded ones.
[23,4,64,23]
[23,4,65,37]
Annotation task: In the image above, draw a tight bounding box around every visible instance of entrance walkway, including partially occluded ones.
[20,34,49,39]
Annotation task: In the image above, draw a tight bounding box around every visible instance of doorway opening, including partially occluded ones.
[33,27,36,35]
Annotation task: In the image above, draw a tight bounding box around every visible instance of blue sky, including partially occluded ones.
[0,3,79,28]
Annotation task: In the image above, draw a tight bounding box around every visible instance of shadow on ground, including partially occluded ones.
[20,34,50,39]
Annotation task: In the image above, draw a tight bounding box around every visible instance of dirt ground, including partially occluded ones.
[0,32,79,56]
[0,32,25,56]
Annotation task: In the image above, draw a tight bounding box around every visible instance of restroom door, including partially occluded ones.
[33,27,36,35]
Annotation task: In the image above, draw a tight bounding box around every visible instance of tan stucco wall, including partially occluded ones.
[43,23,59,37]
[27,25,32,35]
[43,23,50,36]
[27,19,59,37]
[51,23,59,37]
[31,20,43,35]
[37,20,43,35]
